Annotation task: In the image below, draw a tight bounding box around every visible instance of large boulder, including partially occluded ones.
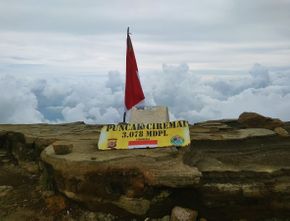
[238,112,284,129]
[274,127,289,137]
[41,145,201,216]
[170,206,198,221]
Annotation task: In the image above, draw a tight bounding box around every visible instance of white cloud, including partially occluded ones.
[0,75,43,123]
[0,63,290,124]
[210,86,290,120]
[143,63,290,122]
[249,63,270,88]
[106,71,123,92]
[62,103,87,122]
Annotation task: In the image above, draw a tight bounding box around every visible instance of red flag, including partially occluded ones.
[125,28,145,110]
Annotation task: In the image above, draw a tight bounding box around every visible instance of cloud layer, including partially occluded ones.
[0,63,289,124]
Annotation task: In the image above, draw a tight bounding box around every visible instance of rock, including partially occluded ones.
[80,211,116,221]
[80,212,97,221]
[2,208,50,221]
[170,206,198,221]
[45,195,67,214]
[41,145,201,215]
[42,190,55,198]
[160,215,170,221]
[238,112,284,129]
[190,128,275,141]
[2,120,290,220]
[0,150,7,157]
[203,183,241,195]
[274,127,289,137]
[195,157,226,171]
[95,213,116,221]
[0,185,13,197]
[274,183,290,194]
[19,161,39,174]
[60,214,76,221]
[237,128,275,138]
[149,215,170,221]
[53,142,73,155]
[1,159,11,163]
[194,122,232,131]
[114,195,150,215]
[242,184,266,198]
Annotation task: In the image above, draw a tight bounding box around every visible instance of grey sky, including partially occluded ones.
[0,0,290,73]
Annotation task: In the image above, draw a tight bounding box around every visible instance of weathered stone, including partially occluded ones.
[149,215,171,221]
[114,196,150,215]
[41,145,201,215]
[80,211,116,221]
[19,161,39,174]
[80,212,97,221]
[41,190,55,198]
[203,183,241,195]
[129,106,170,123]
[273,183,290,193]
[170,206,198,221]
[238,112,284,129]
[2,208,51,221]
[190,128,275,141]
[194,122,232,131]
[0,150,7,157]
[60,214,76,221]
[195,157,225,171]
[1,117,290,220]
[53,142,73,155]
[1,159,10,163]
[242,184,267,198]
[160,215,171,221]
[45,195,67,214]
[0,185,13,197]
[274,127,289,137]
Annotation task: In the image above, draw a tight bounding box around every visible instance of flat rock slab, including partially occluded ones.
[190,127,275,140]
[41,143,200,215]
[41,145,201,187]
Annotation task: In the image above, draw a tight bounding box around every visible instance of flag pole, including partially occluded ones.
[123,111,126,123]
[123,26,144,123]
[123,27,130,123]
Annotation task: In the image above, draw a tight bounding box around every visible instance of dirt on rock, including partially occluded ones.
[0,162,49,220]
[0,162,121,221]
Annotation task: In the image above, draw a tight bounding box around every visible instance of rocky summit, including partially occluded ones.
[0,113,290,221]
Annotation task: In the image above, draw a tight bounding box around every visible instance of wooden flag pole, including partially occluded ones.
[123,26,144,123]
[123,27,129,123]
[123,111,126,123]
